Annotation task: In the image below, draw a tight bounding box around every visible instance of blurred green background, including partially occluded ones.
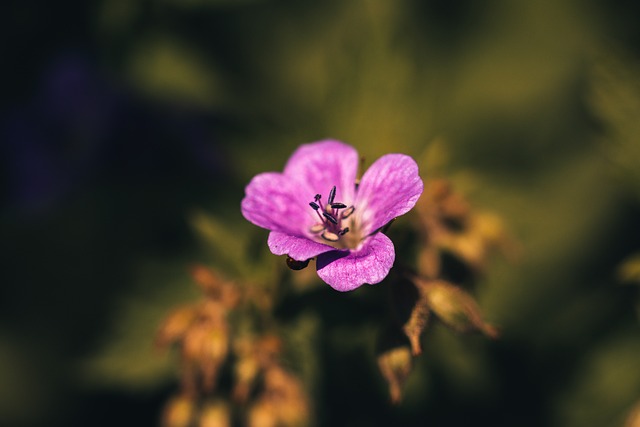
[2,0,640,426]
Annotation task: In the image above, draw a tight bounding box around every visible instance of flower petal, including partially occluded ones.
[283,139,359,206]
[241,172,313,235]
[355,154,423,234]
[268,231,334,260]
[316,233,395,292]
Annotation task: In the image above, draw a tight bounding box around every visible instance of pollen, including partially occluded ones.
[321,231,340,242]
[310,224,325,233]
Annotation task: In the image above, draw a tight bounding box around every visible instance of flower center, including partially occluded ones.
[308,185,357,249]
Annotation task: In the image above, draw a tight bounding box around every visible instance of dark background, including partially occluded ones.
[2,1,640,426]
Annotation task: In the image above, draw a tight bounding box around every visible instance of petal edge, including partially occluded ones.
[283,140,359,206]
[355,154,423,234]
[316,233,395,292]
[241,172,312,235]
[268,231,334,260]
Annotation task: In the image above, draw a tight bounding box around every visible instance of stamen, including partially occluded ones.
[328,186,336,204]
[322,212,338,224]
[341,206,355,219]
[321,231,339,242]
[309,224,325,233]
[308,187,356,245]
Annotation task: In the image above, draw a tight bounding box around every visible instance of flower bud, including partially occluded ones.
[286,256,310,270]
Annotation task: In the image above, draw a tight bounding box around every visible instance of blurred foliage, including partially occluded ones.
[78,258,202,389]
[2,0,640,426]
[590,48,640,200]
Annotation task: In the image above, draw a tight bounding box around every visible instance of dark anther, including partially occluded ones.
[328,186,336,204]
[314,194,322,202]
[330,203,347,209]
[322,212,338,224]
[309,202,320,210]
[339,227,350,236]
[341,206,355,218]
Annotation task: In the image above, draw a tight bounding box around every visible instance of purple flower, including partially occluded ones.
[241,140,424,292]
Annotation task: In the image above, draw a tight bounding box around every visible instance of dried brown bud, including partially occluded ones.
[255,335,283,368]
[248,400,276,427]
[624,399,640,427]
[199,399,231,427]
[182,323,209,363]
[219,283,242,309]
[191,264,225,294]
[191,266,241,308]
[247,364,309,427]
[618,253,640,284]
[402,297,430,356]
[156,306,198,348]
[232,355,260,403]
[418,179,471,225]
[377,346,413,404]
[181,321,230,393]
[416,278,498,338]
[199,300,228,324]
[161,394,195,427]
[231,335,288,403]
[200,326,230,392]
[390,276,429,356]
[417,245,441,279]
[262,366,310,426]
[444,211,518,273]
[415,179,517,276]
